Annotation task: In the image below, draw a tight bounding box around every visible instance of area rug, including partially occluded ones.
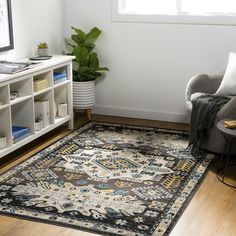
[0,122,213,236]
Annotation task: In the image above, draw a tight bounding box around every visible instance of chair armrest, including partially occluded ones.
[185,74,223,103]
[217,96,236,120]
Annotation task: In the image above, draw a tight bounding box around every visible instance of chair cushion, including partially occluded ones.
[216,52,236,96]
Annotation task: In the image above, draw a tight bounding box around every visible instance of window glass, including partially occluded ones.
[122,0,177,15]
[181,0,236,15]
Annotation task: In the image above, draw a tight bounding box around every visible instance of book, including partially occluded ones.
[53,72,67,84]
[34,99,50,128]
[224,120,236,129]
[13,133,30,143]
[0,61,41,74]
[54,77,67,84]
[12,126,30,140]
[53,72,67,80]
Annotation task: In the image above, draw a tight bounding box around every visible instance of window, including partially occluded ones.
[112,0,236,25]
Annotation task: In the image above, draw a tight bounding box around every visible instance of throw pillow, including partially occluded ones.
[216,52,236,96]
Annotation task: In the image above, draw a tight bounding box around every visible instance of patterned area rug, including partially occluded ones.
[0,122,213,236]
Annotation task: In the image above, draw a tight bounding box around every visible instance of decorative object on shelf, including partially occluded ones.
[37,42,49,57]
[33,78,48,92]
[0,100,4,106]
[57,103,68,117]
[0,134,7,149]
[34,100,50,128]
[0,0,14,52]
[10,91,19,100]
[67,26,109,119]
[34,115,43,131]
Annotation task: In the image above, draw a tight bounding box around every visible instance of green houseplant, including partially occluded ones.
[68,27,109,82]
[68,27,109,119]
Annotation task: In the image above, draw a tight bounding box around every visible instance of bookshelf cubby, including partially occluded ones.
[0,107,11,148]
[53,66,68,85]
[0,55,74,158]
[0,85,9,107]
[33,71,52,93]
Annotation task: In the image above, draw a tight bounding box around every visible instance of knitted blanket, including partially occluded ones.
[189,94,230,156]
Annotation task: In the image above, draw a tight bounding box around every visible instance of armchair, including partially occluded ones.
[185,73,236,154]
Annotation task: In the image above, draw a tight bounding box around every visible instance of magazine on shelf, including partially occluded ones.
[0,61,42,74]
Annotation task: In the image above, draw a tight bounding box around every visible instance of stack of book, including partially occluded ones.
[224,120,236,129]
[53,72,67,84]
[34,99,50,128]
[12,126,30,143]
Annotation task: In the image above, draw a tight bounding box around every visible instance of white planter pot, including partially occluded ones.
[38,48,49,57]
[73,81,95,109]
[35,121,43,131]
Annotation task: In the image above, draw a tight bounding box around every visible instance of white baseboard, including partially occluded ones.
[93,105,189,124]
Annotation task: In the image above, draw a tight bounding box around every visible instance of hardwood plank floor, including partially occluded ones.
[0,113,235,236]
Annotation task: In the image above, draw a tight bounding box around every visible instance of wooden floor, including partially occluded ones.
[0,114,235,236]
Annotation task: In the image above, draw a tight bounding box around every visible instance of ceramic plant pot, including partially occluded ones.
[38,48,49,57]
[35,121,43,131]
[73,81,95,109]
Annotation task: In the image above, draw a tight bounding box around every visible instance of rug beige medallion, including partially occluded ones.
[0,122,213,236]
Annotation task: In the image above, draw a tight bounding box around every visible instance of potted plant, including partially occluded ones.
[37,42,49,57]
[34,115,43,131]
[67,26,109,119]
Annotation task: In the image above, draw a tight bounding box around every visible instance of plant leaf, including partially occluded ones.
[85,27,101,44]
[71,34,84,45]
[74,46,89,66]
[97,67,109,71]
[89,53,99,69]
[71,27,85,38]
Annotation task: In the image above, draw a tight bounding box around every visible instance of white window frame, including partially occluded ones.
[111,0,236,25]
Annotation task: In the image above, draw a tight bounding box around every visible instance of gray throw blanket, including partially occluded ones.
[189,94,230,156]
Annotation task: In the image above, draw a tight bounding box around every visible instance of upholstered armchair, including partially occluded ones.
[185,73,236,154]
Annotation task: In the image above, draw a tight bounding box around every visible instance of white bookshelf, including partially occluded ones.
[0,55,74,158]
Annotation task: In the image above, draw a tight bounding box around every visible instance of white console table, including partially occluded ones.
[0,55,74,158]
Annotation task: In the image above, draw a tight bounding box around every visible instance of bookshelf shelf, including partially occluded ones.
[54,115,71,124]
[33,87,52,96]
[0,104,10,110]
[53,80,70,88]
[10,95,32,105]
[0,55,74,158]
